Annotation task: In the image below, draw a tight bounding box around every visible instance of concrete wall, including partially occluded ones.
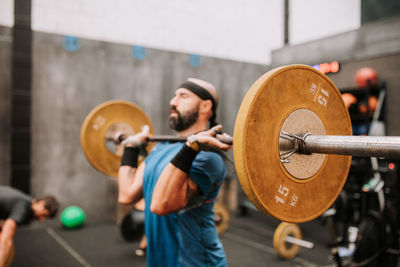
[0,26,12,186]
[31,31,267,221]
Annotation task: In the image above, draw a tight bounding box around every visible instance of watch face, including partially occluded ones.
[187,135,197,143]
[187,135,199,151]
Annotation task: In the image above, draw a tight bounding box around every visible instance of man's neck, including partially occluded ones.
[177,122,208,137]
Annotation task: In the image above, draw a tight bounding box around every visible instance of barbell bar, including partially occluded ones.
[126,132,400,159]
[144,135,232,146]
[81,64,400,223]
[279,134,400,159]
[136,133,400,159]
[285,235,314,250]
[137,134,400,161]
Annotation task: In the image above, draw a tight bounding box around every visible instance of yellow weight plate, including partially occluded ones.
[233,65,352,223]
[81,100,154,177]
[213,202,230,235]
[273,222,301,259]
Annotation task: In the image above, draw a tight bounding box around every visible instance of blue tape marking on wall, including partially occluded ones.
[132,46,147,60]
[189,54,201,67]
[312,64,320,71]
[62,36,80,52]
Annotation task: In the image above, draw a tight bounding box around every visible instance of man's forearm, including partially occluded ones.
[151,163,190,215]
[118,145,143,204]
[151,145,200,215]
[0,239,12,267]
[118,163,144,204]
[0,219,16,267]
[118,165,137,202]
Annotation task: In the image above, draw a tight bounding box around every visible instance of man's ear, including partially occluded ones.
[200,99,213,114]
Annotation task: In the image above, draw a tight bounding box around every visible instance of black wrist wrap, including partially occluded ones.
[121,147,140,168]
[170,145,199,173]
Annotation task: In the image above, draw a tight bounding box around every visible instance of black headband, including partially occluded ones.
[179,81,217,108]
[178,81,218,127]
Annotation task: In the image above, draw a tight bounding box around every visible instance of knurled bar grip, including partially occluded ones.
[148,135,233,145]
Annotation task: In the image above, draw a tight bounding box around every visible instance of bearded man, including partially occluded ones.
[117,78,231,267]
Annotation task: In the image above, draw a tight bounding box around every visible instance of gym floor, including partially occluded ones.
[11,208,340,267]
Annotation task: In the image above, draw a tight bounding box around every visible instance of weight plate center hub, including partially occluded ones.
[104,122,136,157]
[279,108,326,180]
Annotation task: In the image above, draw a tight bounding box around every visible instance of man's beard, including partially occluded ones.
[168,105,199,132]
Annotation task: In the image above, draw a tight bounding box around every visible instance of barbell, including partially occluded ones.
[80,64,400,224]
[273,222,314,259]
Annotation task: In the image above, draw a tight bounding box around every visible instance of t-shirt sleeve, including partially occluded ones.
[8,200,32,225]
[189,152,226,199]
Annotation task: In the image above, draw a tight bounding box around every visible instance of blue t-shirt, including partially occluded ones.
[143,142,227,267]
[178,151,227,267]
[143,142,180,267]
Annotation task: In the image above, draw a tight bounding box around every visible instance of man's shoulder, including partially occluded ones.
[8,199,33,225]
[0,186,31,201]
[150,142,182,153]
[198,150,225,163]
[193,151,226,176]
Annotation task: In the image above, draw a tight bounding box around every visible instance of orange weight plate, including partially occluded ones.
[233,65,352,223]
[81,100,154,177]
[213,202,230,235]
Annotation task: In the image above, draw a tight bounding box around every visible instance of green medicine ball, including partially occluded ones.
[60,206,86,229]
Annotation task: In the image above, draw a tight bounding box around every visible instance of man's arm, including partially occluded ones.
[0,219,17,267]
[117,131,149,205]
[118,162,145,204]
[151,164,198,215]
[151,125,231,215]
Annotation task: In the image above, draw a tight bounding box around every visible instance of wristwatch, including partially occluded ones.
[187,135,199,152]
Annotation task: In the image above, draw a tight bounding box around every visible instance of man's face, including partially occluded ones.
[168,88,200,132]
[32,201,49,221]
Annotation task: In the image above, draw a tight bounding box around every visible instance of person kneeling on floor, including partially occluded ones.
[0,185,59,267]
